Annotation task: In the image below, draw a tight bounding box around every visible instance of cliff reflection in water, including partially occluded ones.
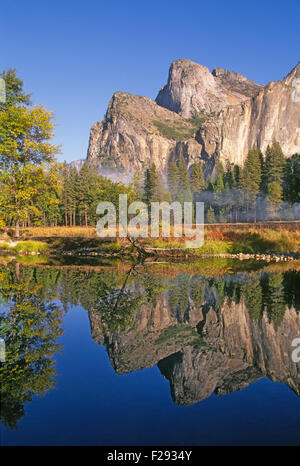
[87,265,300,405]
[1,260,300,430]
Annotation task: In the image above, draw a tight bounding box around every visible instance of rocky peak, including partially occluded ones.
[282,60,300,85]
[155,59,262,117]
[156,59,229,117]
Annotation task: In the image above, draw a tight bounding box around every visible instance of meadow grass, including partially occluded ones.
[20,226,98,238]
[11,224,300,254]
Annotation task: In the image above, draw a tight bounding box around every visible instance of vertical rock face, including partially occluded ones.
[198,62,300,166]
[86,59,300,174]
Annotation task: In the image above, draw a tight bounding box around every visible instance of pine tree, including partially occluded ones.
[78,163,93,226]
[213,160,224,181]
[167,162,179,200]
[190,163,205,194]
[69,167,79,226]
[233,165,240,187]
[240,147,262,221]
[177,155,189,193]
[266,181,282,219]
[265,141,285,186]
[283,154,300,203]
[206,206,216,223]
[240,148,262,196]
[223,161,234,189]
[143,163,160,204]
[61,163,71,226]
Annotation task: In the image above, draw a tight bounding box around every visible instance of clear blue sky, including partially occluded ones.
[1,0,299,163]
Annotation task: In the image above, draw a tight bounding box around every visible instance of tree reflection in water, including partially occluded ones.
[0,262,63,429]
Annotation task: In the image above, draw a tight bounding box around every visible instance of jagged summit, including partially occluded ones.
[155,58,262,117]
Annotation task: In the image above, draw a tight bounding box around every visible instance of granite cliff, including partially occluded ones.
[87,59,300,174]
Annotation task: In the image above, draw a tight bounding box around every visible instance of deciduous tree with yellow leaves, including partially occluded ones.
[0,69,60,236]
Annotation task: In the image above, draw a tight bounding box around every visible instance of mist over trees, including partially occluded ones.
[145,145,300,223]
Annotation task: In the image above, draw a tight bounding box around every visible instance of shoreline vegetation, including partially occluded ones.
[0,223,299,262]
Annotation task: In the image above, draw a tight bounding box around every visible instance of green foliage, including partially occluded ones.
[177,155,189,193]
[283,154,300,203]
[152,119,196,141]
[240,147,262,196]
[267,181,282,204]
[242,278,263,321]
[190,163,205,193]
[167,162,179,200]
[14,241,49,253]
[154,324,204,347]
[143,163,160,204]
[0,68,60,236]
[265,141,285,186]
[0,68,31,108]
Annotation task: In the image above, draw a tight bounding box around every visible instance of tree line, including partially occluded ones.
[143,145,300,223]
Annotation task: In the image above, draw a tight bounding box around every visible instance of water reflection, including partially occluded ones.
[0,260,300,428]
[0,262,63,428]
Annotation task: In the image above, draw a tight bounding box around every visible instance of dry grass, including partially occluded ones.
[20,226,99,238]
[205,227,300,253]
[16,223,300,254]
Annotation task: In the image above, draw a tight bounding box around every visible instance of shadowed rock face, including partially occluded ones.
[87,59,299,174]
[88,270,300,406]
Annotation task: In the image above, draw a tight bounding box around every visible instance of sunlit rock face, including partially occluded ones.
[86,60,299,174]
[198,63,300,166]
[88,270,300,406]
[86,91,202,174]
[156,59,262,117]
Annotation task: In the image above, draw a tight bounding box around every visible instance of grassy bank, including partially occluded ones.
[0,240,49,254]
[0,224,299,257]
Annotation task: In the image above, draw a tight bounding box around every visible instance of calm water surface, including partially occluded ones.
[1,259,300,445]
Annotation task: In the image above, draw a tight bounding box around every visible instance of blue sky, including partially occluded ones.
[1,0,299,163]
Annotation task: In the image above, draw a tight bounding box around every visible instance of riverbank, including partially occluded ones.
[0,233,299,263]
